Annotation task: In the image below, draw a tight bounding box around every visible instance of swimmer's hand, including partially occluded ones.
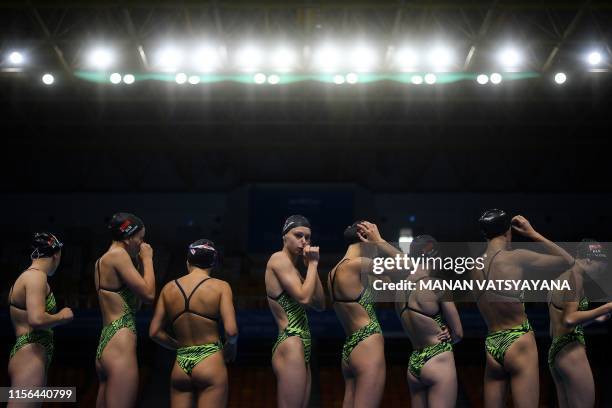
[59,307,74,324]
[511,215,538,239]
[437,326,452,343]
[223,343,237,363]
[357,221,384,243]
[303,245,320,264]
[139,243,153,259]
[595,313,611,323]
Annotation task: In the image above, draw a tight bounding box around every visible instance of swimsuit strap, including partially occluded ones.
[172,277,218,324]
[267,290,285,301]
[484,249,503,281]
[330,258,365,303]
[400,276,441,321]
[478,249,523,301]
[96,258,126,293]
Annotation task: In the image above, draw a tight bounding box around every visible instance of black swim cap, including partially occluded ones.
[410,235,440,258]
[344,221,364,245]
[31,232,63,259]
[282,215,311,236]
[187,239,218,269]
[108,213,144,241]
[576,239,608,261]
[479,209,511,239]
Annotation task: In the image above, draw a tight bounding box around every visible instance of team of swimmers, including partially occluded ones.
[7,210,612,408]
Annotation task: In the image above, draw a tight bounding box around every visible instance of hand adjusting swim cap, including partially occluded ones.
[108,212,144,241]
[187,239,219,269]
[31,232,63,259]
[410,235,440,258]
[282,215,311,235]
[479,209,511,239]
[576,239,608,260]
[344,221,365,245]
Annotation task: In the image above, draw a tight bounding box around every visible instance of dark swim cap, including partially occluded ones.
[31,232,63,259]
[282,215,311,235]
[479,209,511,239]
[410,235,440,258]
[344,221,364,245]
[576,239,608,261]
[108,213,144,241]
[187,239,218,269]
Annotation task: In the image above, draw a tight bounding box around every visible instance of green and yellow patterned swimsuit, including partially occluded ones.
[172,277,223,375]
[9,290,57,370]
[269,291,312,364]
[96,259,139,360]
[480,249,532,366]
[330,259,382,363]
[400,292,453,378]
[548,297,588,368]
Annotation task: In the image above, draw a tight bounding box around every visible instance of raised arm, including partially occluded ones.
[112,243,156,303]
[149,285,178,350]
[562,301,612,328]
[512,215,574,269]
[358,221,403,257]
[219,282,239,362]
[272,246,320,306]
[440,301,463,344]
[25,272,73,330]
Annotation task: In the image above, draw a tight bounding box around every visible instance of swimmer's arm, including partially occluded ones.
[562,302,612,328]
[149,286,178,350]
[357,222,403,257]
[309,274,326,311]
[220,283,238,362]
[112,245,156,303]
[440,302,463,344]
[272,253,319,306]
[515,248,573,271]
[219,282,238,340]
[25,275,72,330]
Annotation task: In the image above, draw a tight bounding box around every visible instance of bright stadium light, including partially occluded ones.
[8,51,24,65]
[394,47,418,71]
[175,73,187,84]
[587,51,602,66]
[313,44,341,72]
[122,74,135,84]
[476,74,489,85]
[333,74,345,84]
[235,45,262,72]
[498,47,522,69]
[428,46,452,71]
[253,73,266,84]
[109,72,122,84]
[267,74,280,84]
[41,73,54,85]
[349,45,377,72]
[490,72,502,84]
[411,75,423,85]
[156,46,183,71]
[188,75,201,85]
[424,73,437,84]
[192,45,221,72]
[86,47,115,70]
[345,72,359,84]
[271,47,297,72]
[554,72,567,84]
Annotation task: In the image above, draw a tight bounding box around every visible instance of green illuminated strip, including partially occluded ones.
[74,71,541,84]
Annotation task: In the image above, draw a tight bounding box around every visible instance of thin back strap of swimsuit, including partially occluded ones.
[484,249,503,281]
[401,276,439,319]
[173,277,217,323]
[330,258,360,303]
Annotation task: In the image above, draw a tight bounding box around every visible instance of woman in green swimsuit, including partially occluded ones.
[395,235,462,408]
[328,221,398,408]
[8,233,73,404]
[95,213,156,408]
[150,239,238,408]
[474,209,573,408]
[548,239,611,408]
[265,215,325,408]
